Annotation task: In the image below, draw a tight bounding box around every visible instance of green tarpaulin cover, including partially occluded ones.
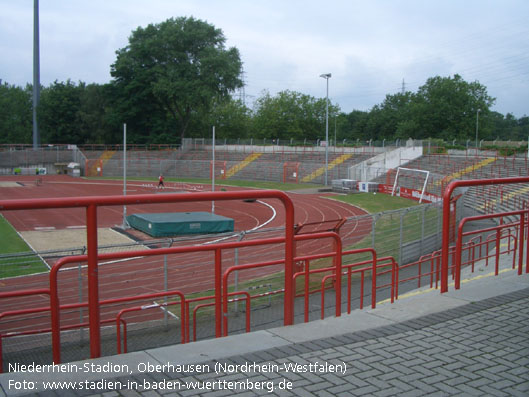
[127,212,234,237]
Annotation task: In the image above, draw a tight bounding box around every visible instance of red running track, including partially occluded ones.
[0,175,371,335]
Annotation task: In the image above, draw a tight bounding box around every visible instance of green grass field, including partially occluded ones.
[0,215,32,255]
[0,215,48,278]
[329,191,419,214]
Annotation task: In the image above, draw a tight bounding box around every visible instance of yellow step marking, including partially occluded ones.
[225,152,262,178]
[477,184,529,211]
[300,153,353,183]
[436,157,496,186]
[88,150,116,176]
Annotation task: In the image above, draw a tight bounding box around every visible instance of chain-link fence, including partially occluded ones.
[0,198,459,280]
[0,146,86,175]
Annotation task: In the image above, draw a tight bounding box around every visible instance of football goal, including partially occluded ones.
[391,167,430,203]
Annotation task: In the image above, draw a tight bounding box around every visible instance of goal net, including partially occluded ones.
[391,167,429,203]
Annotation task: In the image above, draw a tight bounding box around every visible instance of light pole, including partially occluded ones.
[320,73,331,185]
[33,0,40,149]
[475,108,481,151]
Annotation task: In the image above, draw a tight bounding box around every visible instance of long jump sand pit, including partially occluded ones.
[0,181,23,187]
[19,227,144,252]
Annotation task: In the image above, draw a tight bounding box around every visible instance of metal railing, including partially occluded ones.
[0,190,295,363]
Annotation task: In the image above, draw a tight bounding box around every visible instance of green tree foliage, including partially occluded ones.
[2,70,528,146]
[110,17,243,143]
[38,80,83,143]
[488,112,529,141]
[412,74,495,140]
[340,110,369,143]
[78,83,120,143]
[370,92,415,140]
[252,90,340,141]
[0,83,32,144]
[343,74,497,143]
[206,98,252,139]
[38,80,118,144]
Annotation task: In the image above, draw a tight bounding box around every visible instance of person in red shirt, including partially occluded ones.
[158,175,165,189]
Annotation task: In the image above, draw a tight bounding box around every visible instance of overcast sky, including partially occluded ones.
[1,0,528,117]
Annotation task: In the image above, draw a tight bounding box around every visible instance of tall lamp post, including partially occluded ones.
[320,73,331,185]
[33,0,40,149]
[475,108,481,151]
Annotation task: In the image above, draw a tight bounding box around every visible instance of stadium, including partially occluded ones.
[1,140,528,372]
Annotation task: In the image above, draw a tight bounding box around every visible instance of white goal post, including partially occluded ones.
[391,167,430,203]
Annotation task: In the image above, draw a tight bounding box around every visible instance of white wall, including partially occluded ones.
[349,146,423,181]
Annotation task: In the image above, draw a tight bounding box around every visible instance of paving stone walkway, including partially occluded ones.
[107,288,529,397]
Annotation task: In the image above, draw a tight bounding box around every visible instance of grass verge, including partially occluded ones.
[0,215,48,278]
[329,192,419,214]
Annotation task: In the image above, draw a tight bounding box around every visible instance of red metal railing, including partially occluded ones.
[0,190,295,361]
[1,229,342,367]
[115,291,186,354]
[0,289,50,372]
[47,236,292,364]
[454,210,528,289]
[441,176,529,292]
[319,255,395,319]
[190,292,251,342]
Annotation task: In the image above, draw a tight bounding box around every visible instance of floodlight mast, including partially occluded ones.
[320,73,331,186]
[33,0,40,149]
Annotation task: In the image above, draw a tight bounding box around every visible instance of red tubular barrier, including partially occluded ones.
[454,210,527,289]
[298,232,343,317]
[48,235,288,364]
[0,190,295,362]
[116,291,185,354]
[222,231,343,330]
[319,256,396,319]
[222,260,282,336]
[1,290,194,371]
[441,177,529,292]
[0,289,50,372]
[188,294,251,343]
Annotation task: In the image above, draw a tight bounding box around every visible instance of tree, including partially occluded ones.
[341,110,370,142]
[0,83,32,144]
[111,17,243,143]
[203,98,252,139]
[38,80,83,144]
[362,92,416,141]
[77,83,120,144]
[412,74,495,140]
[253,90,339,141]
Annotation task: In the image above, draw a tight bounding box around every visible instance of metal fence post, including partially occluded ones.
[233,232,246,313]
[421,206,426,255]
[399,211,404,265]
[164,255,168,327]
[371,214,376,249]
[78,262,84,343]
[437,203,441,247]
